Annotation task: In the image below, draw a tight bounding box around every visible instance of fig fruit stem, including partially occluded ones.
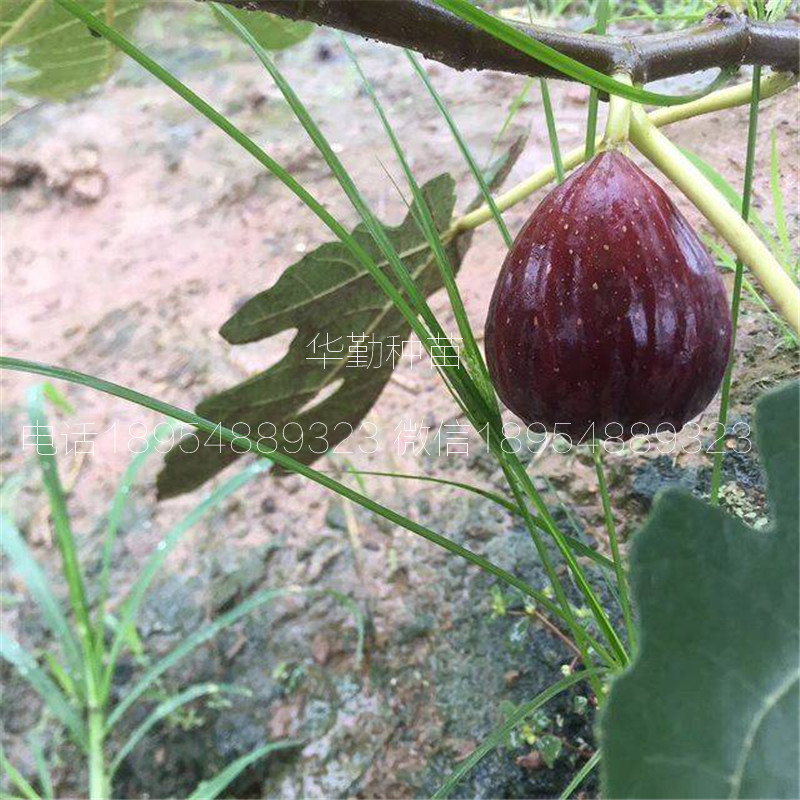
[602,72,633,149]
[629,103,800,335]
[449,71,796,238]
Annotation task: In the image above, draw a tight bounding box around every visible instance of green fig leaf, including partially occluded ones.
[157,141,524,499]
[602,381,799,799]
[211,4,313,51]
[0,0,148,101]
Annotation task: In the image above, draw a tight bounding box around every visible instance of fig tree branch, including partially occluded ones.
[213,0,799,82]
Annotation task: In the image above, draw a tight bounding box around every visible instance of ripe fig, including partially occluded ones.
[485,150,731,440]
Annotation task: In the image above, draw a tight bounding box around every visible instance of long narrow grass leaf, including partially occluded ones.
[0,636,85,745]
[539,78,564,183]
[43,651,79,701]
[0,745,41,800]
[342,39,496,410]
[0,515,82,676]
[110,683,251,775]
[29,736,53,800]
[187,740,304,800]
[101,460,269,698]
[584,0,610,159]
[98,420,180,621]
[679,146,779,254]
[342,469,614,570]
[705,238,798,344]
[770,131,793,269]
[710,64,763,504]
[25,387,94,659]
[489,77,534,166]
[592,447,635,650]
[0,357,587,642]
[431,0,734,107]
[560,749,601,799]
[323,589,367,666]
[434,669,603,797]
[405,50,512,247]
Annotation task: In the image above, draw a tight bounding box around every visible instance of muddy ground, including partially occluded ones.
[1,5,798,798]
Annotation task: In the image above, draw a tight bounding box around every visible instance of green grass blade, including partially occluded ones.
[342,39,497,410]
[0,514,82,676]
[214,2,501,435]
[770,131,793,270]
[187,740,304,800]
[559,749,601,799]
[539,78,564,183]
[0,745,41,800]
[431,0,734,107]
[342,468,614,570]
[43,651,79,701]
[323,589,366,666]
[679,146,779,254]
[29,736,53,800]
[104,612,145,658]
[106,588,301,729]
[584,0,610,159]
[25,386,94,659]
[0,636,85,745]
[51,0,433,360]
[110,683,251,775]
[591,447,635,651]
[0,357,583,639]
[0,471,27,520]
[106,586,362,733]
[704,238,798,345]
[98,420,180,626]
[505,456,627,668]
[433,668,604,798]
[489,76,534,170]
[41,383,74,416]
[541,475,621,604]
[405,50,512,247]
[710,64,763,505]
[212,3,443,339]
[101,460,269,698]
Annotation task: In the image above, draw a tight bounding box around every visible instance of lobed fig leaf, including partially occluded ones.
[0,0,148,101]
[601,380,799,798]
[157,140,525,498]
[211,3,313,51]
[0,0,313,102]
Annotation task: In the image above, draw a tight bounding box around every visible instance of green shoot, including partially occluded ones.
[585,0,611,159]
[434,668,605,797]
[709,64,762,505]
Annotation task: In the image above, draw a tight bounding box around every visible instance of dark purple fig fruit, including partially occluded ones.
[485,150,731,440]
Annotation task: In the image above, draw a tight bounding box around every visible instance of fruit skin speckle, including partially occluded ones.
[485,150,732,439]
